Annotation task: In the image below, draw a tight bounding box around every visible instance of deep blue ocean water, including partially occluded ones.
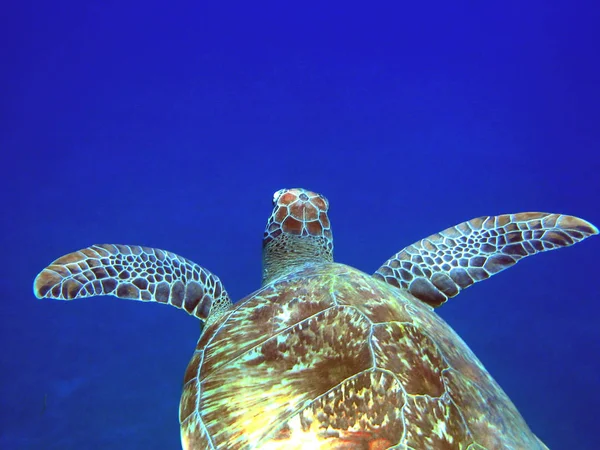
[1,2,599,449]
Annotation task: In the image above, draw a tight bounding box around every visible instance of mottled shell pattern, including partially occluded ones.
[181,263,547,449]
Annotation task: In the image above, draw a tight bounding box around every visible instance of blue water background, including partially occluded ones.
[1,2,599,449]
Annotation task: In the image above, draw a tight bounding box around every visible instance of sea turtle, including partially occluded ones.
[34,188,597,449]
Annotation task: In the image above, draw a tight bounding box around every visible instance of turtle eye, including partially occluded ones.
[272,189,286,206]
[314,192,329,210]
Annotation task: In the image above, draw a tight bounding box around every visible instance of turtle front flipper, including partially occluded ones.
[374,213,598,307]
[33,244,232,323]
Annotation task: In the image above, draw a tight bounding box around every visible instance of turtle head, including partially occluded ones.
[261,188,333,285]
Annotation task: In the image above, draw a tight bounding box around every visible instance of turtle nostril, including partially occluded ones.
[299,193,309,201]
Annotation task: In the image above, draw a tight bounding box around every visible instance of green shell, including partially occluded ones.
[180,263,547,450]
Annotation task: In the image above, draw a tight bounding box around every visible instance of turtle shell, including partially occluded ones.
[179,263,547,450]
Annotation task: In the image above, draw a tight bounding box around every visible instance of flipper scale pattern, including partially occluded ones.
[34,244,232,322]
[374,213,598,307]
